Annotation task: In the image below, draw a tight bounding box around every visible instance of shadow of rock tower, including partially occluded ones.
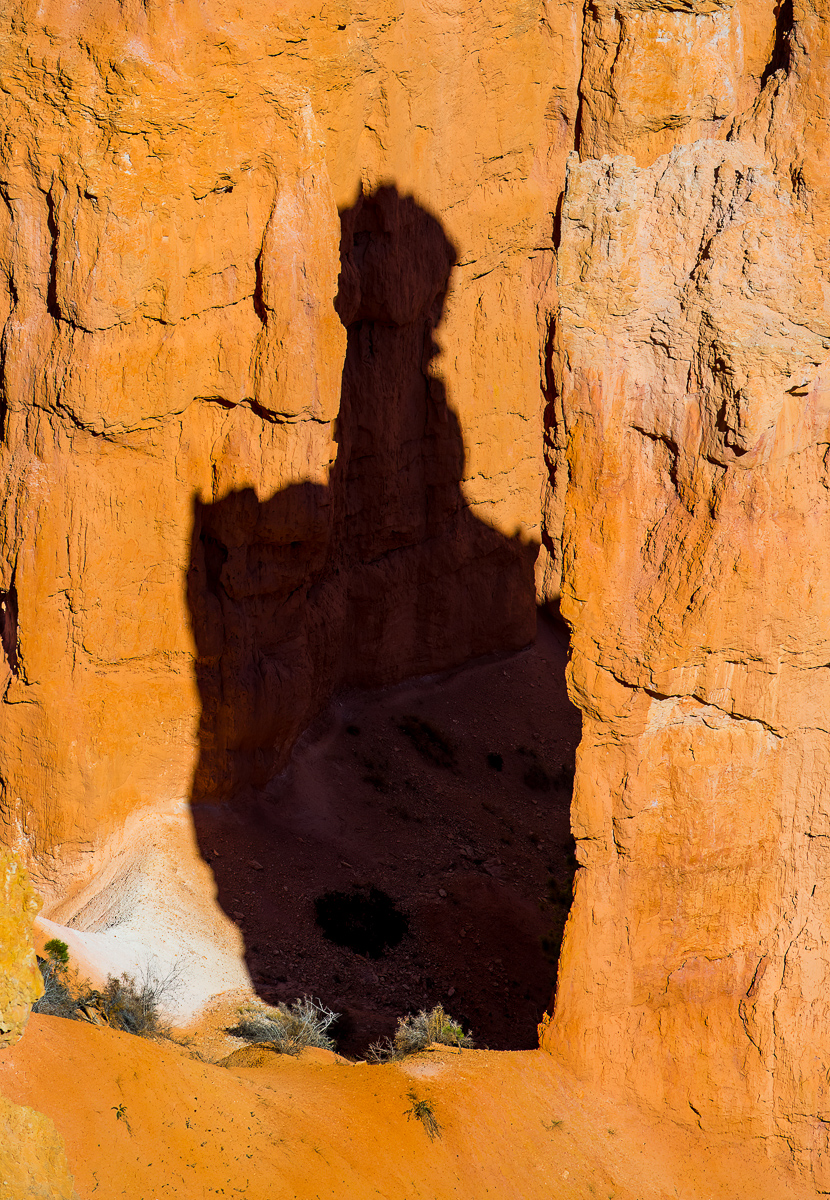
[187,186,538,802]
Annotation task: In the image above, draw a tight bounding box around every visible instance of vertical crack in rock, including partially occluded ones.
[0,582,18,676]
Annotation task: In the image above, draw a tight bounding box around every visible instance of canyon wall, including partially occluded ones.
[4,0,830,1188]
[0,0,567,890]
[0,848,77,1198]
[543,0,830,1189]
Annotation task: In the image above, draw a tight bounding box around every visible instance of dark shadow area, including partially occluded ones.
[759,0,794,89]
[315,886,409,959]
[0,582,18,674]
[186,186,580,1055]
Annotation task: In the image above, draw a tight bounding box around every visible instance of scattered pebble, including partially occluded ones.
[438,888,447,898]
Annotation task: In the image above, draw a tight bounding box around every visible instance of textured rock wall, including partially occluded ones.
[0,848,42,1045]
[0,1,571,878]
[0,1094,78,1200]
[0,13,347,873]
[0,848,77,1199]
[542,0,830,1186]
[5,0,830,1184]
[577,0,778,165]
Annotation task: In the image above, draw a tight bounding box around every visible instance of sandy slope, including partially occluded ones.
[0,1015,813,1200]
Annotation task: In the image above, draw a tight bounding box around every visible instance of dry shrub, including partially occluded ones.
[230,997,339,1055]
[404,1090,441,1140]
[33,949,182,1040]
[368,1004,473,1062]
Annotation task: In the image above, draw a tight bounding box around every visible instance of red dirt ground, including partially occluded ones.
[191,611,582,1056]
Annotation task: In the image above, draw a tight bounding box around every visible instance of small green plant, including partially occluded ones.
[44,938,70,967]
[367,1004,473,1062]
[230,997,339,1055]
[404,1090,441,1140]
[112,1103,132,1133]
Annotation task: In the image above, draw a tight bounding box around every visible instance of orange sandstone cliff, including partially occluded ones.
[4,0,830,1193]
[543,0,830,1189]
[0,0,562,882]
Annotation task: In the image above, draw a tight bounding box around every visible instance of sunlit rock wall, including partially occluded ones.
[0,848,77,1199]
[543,0,830,1184]
[0,848,42,1044]
[0,1,574,890]
[9,0,830,1182]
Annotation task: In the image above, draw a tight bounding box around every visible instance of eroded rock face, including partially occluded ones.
[0,2,563,883]
[4,0,830,1185]
[0,848,42,1045]
[0,18,347,873]
[0,850,76,1198]
[577,0,778,165]
[543,136,830,1183]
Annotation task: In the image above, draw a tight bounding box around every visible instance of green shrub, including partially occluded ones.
[230,997,339,1055]
[368,1004,473,1062]
[43,938,70,966]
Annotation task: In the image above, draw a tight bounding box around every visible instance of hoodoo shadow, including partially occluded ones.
[186,187,581,1055]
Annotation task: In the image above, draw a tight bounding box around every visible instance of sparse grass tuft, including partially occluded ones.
[404,1090,441,1140]
[230,996,339,1055]
[367,1004,473,1062]
[542,1117,564,1131]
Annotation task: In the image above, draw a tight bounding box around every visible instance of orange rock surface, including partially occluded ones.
[542,6,830,1188]
[1,0,829,1193]
[0,0,566,889]
[0,850,77,1197]
[0,1014,818,1200]
[0,849,42,1046]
